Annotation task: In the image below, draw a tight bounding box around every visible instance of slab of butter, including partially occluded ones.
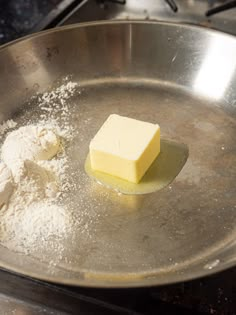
[89,114,160,183]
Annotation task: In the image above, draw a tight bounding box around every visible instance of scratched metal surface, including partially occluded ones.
[0,22,235,287]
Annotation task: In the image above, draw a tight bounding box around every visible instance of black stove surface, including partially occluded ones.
[0,1,236,314]
[0,267,236,314]
[0,0,59,44]
[0,0,84,45]
[1,0,236,45]
[63,268,236,314]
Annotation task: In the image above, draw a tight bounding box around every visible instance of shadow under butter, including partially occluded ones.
[85,139,189,195]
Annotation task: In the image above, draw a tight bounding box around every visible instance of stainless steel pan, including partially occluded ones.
[0,21,235,287]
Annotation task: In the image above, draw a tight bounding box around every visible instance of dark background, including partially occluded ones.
[0,0,61,44]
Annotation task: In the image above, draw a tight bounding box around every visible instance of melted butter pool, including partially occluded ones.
[85,139,189,195]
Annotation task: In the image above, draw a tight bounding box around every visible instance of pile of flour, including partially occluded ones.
[0,81,78,255]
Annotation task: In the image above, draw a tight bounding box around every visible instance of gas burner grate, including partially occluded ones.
[99,0,236,16]
[98,0,126,4]
[165,0,178,12]
[206,0,236,16]
[98,0,179,12]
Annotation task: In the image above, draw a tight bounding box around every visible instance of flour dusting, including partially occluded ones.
[0,120,17,136]
[0,201,71,254]
[0,80,80,256]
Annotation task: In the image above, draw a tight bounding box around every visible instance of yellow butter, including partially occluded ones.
[89,114,160,183]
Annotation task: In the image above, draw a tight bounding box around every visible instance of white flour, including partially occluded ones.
[1,125,60,180]
[0,119,17,137]
[38,81,78,140]
[0,162,14,208]
[0,80,78,255]
[0,201,71,254]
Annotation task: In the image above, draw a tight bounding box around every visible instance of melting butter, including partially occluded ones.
[85,139,188,195]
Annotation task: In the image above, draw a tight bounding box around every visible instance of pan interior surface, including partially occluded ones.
[0,22,235,287]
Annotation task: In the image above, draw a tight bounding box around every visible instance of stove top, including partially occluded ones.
[0,1,236,314]
[0,266,236,314]
[0,0,236,46]
[62,0,236,35]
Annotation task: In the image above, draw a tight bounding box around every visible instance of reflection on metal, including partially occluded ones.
[204,259,220,270]
[194,37,236,99]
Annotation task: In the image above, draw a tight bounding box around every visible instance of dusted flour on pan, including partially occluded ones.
[0,80,79,255]
[3,125,60,160]
[0,124,61,205]
[1,125,60,173]
[0,120,17,136]
[0,162,14,208]
[1,200,72,254]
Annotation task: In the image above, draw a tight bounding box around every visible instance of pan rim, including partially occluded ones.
[0,19,236,51]
[0,20,235,288]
